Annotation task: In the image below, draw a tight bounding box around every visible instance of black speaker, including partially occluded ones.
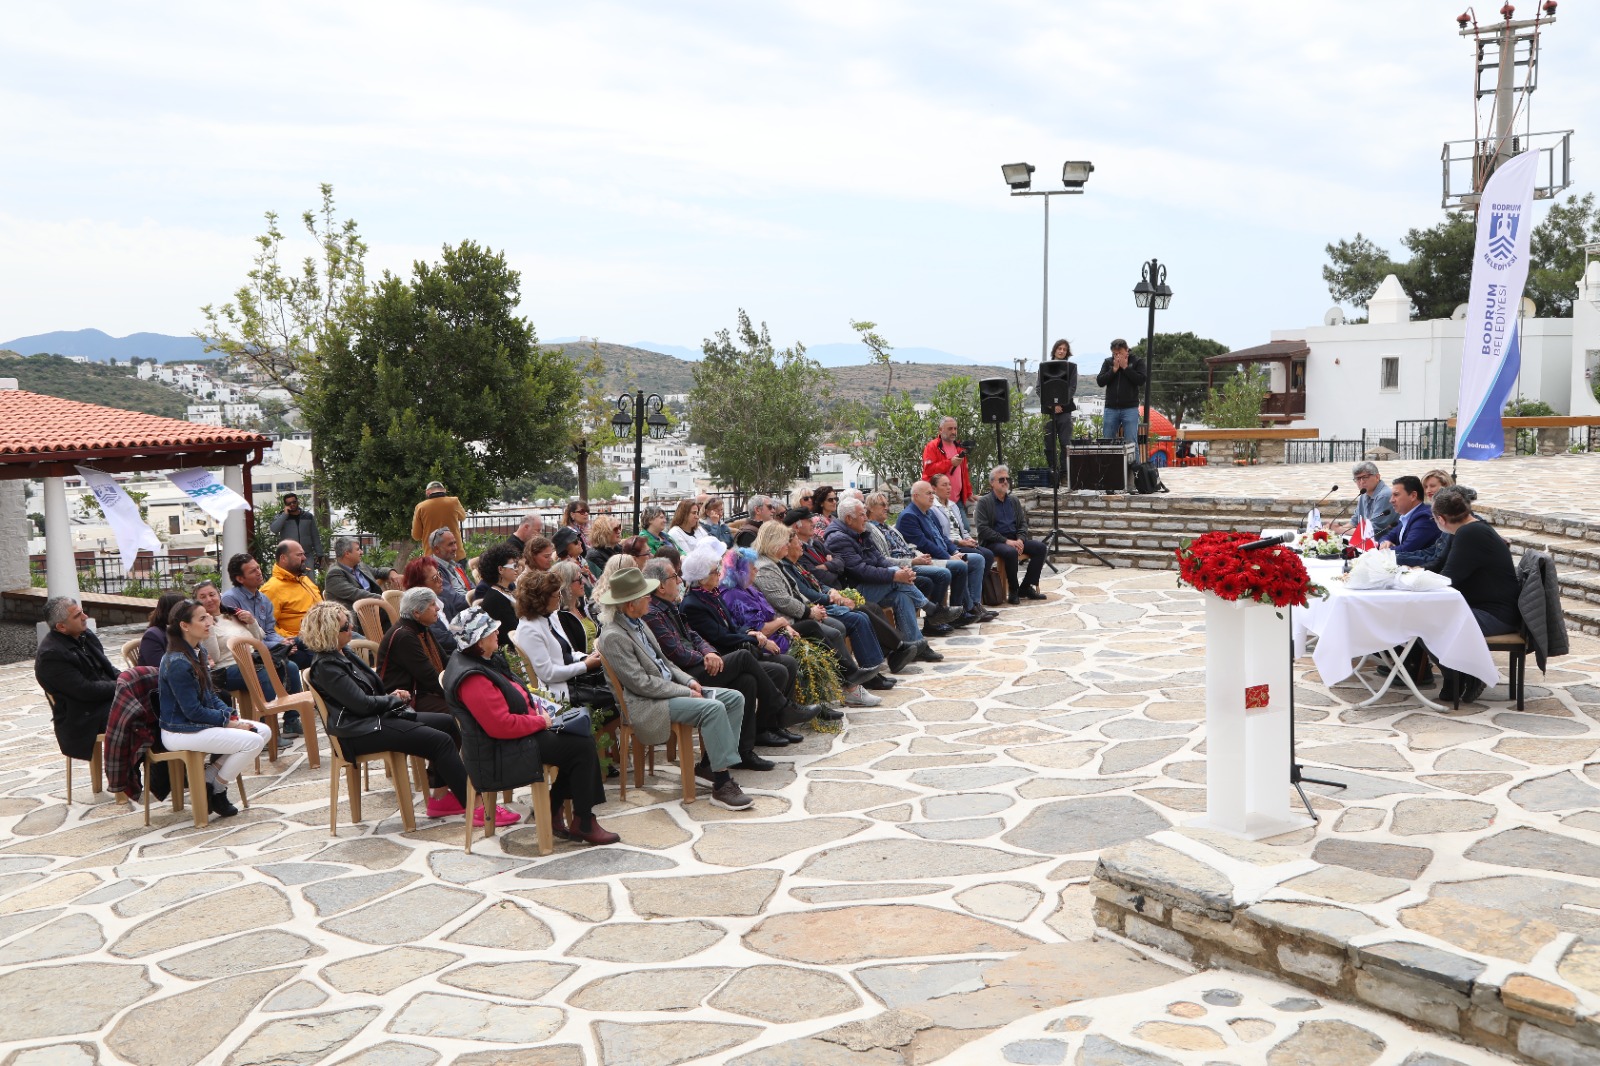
[1039,360,1074,412]
[978,378,1010,424]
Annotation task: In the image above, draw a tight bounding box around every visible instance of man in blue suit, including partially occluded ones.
[896,480,997,625]
[1381,475,1438,559]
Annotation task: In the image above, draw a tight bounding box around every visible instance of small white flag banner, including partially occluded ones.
[74,466,163,576]
[167,467,250,523]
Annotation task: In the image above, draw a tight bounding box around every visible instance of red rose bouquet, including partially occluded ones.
[1175,531,1321,608]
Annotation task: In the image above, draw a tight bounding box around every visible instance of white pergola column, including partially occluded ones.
[221,465,248,588]
[43,476,80,600]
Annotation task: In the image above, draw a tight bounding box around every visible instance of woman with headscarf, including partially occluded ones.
[446,606,617,844]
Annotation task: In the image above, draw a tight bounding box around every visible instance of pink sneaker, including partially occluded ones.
[473,805,521,827]
[426,794,467,819]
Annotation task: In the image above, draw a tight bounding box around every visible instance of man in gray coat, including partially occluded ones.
[322,537,383,610]
[594,567,753,810]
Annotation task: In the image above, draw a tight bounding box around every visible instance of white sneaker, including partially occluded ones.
[844,685,882,707]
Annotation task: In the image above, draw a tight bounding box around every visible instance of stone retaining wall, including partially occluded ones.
[1091,842,1599,1066]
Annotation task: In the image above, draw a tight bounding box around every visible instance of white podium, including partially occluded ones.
[1189,594,1315,840]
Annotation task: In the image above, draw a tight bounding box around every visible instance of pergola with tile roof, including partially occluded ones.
[0,388,270,601]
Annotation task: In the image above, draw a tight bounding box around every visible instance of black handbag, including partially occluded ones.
[567,670,616,710]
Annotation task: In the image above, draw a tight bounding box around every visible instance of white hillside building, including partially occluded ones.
[1217,266,1600,444]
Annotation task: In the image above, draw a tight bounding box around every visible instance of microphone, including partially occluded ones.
[1313,484,1339,508]
[1239,532,1295,551]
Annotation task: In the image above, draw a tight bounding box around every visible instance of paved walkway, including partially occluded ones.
[1158,452,1600,519]
[2,563,1586,1064]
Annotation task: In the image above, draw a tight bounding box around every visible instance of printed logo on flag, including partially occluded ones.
[1484,207,1521,270]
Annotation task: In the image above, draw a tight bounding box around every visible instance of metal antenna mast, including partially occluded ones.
[1440,3,1572,212]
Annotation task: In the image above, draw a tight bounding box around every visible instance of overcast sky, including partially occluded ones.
[2,1,1595,363]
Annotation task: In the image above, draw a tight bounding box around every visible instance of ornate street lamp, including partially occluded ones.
[1132,259,1173,459]
[613,391,668,532]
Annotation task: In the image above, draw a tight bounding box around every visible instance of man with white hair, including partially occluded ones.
[922,416,973,509]
[824,497,942,662]
[974,465,1047,604]
[502,512,544,556]
[864,492,959,633]
[1330,461,1398,539]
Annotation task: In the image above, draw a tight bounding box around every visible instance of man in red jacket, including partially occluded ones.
[921,417,972,508]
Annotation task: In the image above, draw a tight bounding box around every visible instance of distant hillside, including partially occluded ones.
[0,328,210,363]
[550,340,1041,404]
[0,351,191,418]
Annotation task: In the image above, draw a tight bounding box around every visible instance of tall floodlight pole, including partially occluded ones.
[1002,162,1094,367]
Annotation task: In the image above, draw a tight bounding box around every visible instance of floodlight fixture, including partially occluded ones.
[1001,163,1035,190]
[1061,161,1095,188]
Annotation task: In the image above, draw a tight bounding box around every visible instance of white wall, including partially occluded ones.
[1272,275,1575,442]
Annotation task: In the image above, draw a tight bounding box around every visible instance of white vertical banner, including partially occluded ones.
[74,466,163,576]
[167,467,250,524]
[1455,151,1540,461]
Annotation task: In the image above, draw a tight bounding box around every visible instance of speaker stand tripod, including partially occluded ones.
[1042,433,1112,569]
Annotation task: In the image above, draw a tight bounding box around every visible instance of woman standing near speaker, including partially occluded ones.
[1039,340,1077,486]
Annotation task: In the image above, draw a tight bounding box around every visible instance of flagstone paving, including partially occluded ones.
[3,557,1599,1063]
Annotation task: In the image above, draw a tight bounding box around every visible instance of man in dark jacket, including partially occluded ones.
[641,560,791,762]
[269,493,323,568]
[35,596,119,760]
[502,512,543,557]
[1095,338,1146,444]
[323,537,383,610]
[1379,476,1438,557]
[974,464,1048,604]
[824,498,940,661]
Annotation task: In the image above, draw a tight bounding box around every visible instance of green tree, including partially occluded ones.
[304,240,580,541]
[690,311,833,495]
[1397,214,1475,321]
[850,319,895,401]
[1200,366,1268,428]
[855,376,1045,490]
[197,184,369,531]
[1325,196,1600,320]
[1527,193,1600,317]
[1321,233,1400,309]
[1130,332,1230,427]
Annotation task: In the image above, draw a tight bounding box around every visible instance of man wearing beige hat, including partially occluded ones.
[412,481,467,561]
[594,567,754,810]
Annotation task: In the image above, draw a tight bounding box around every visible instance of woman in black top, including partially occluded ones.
[1434,485,1519,703]
[473,542,523,642]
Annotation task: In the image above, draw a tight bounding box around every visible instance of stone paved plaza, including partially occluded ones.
[8,544,1594,1065]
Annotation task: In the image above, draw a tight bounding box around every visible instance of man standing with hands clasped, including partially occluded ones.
[1096,339,1146,444]
[921,417,972,512]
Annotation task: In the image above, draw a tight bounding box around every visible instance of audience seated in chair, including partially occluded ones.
[35,595,120,765]
[825,497,941,663]
[593,565,754,810]
[974,464,1048,604]
[445,605,616,844]
[377,587,455,716]
[323,536,385,610]
[402,557,460,655]
[304,600,497,825]
[158,600,271,818]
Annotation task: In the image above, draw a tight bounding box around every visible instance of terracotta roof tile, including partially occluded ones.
[0,390,270,460]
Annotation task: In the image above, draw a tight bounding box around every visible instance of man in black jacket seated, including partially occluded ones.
[640,559,788,766]
[323,537,384,610]
[35,596,120,762]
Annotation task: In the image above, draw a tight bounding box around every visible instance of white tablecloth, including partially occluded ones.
[1291,559,1498,687]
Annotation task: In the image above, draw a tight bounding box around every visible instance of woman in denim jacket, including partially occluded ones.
[158,600,271,817]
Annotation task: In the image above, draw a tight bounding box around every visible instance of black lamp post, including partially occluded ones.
[1132,258,1173,459]
[611,390,668,533]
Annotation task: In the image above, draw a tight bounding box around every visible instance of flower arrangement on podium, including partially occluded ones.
[1295,529,1345,558]
[1174,531,1321,608]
